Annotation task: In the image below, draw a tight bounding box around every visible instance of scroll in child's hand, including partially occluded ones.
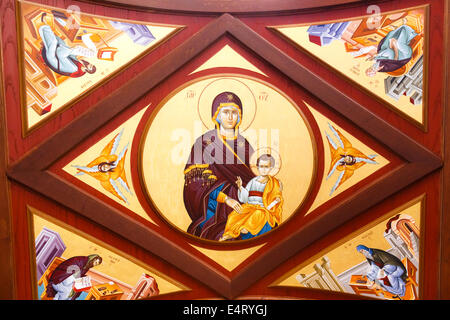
[266,198,280,210]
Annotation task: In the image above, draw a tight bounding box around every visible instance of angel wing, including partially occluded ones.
[326,129,343,176]
[326,159,342,180]
[333,127,353,150]
[325,131,338,150]
[328,123,345,149]
[72,165,110,181]
[110,178,129,204]
[330,170,345,196]
[100,129,124,157]
[355,156,378,165]
[115,152,131,195]
[110,129,123,155]
[100,178,129,204]
[72,165,99,175]
[113,143,128,167]
[110,146,128,181]
[329,169,355,196]
[117,176,132,195]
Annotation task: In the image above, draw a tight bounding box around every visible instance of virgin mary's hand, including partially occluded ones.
[225,198,243,214]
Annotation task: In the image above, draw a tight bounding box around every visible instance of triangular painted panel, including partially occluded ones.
[19,0,182,132]
[30,207,189,300]
[306,103,389,214]
[8,14,441,299]
[62,106,155,224]
[271,7,426,127]
[272,196,422,300]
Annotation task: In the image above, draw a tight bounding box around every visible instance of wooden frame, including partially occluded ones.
[439,0,450,300]
[0,25,15,300]
[6,12,442,299]
[266,4,430,131]
[26,206,191,300]
[16,0,185,136]
[269,194,426,297]
[82,0,365,14]
[0,0,448,301]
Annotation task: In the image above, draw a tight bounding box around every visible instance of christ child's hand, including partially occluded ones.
[236,176,243,189]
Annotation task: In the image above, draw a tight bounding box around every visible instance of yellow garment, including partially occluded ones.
[223,176,283,239]
[216,192,228,203]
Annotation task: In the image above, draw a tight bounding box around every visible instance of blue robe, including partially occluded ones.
[374,25,418,73]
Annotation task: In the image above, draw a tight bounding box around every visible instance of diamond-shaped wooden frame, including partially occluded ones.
[7,14,442,299]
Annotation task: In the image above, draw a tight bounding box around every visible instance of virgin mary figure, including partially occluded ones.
[183,92,255,240]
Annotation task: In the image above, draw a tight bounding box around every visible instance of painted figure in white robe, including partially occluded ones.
[38,13,97,78]
[220,154,283,241]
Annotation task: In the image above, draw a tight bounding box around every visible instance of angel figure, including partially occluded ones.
[325,123,378,196]
[72,129,132,204]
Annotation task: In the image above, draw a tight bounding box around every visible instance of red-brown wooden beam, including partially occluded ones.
[440,0,450,300]
[0,28,15,299]
[7,12,442,298]
[83,0,364,14]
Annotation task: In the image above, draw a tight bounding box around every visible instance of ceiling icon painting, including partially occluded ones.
[271,196,422,300]
[140,75,316,242]
[4,3,442,300]
[54,39,401,278]
[305,105,390,215]
[19,0,182,132]
[54,57,394,281]
[270,7,426,127]
[62,106,155,224]
[30,207,189,300]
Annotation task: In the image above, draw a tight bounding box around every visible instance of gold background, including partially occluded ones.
[21,1,179,129]
[141,75,316,235]
[306,104,390,214]
[63,107,156,224]
[275,19,424,124]
[31,208,187,295]
[274,198,422,287]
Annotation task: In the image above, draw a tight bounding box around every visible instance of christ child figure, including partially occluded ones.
[220,154,283,241]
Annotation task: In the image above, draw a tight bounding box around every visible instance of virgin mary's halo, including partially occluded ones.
[197,77,257,132]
